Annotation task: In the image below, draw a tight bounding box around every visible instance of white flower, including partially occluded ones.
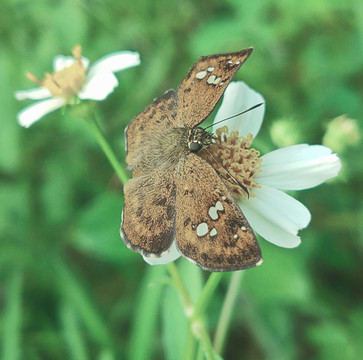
[212,82,341,248]
[15,46,140,128]
[144,81,341,265]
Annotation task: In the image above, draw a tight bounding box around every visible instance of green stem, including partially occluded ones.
[191,318,220,360]
[183,327,197,360]
[88,112,129,185]
[196,345,204,360]
[167,264,222,360]
[213,271,243,354]
[167,263,194,316]
[193,272,224,319]
[189,272,225,360]
[2,271,22,360]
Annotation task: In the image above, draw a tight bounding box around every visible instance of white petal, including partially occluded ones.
[16,97,65,128]
[87,51,140,79]
[143,241,181,265]
[53,55,89,71]
[257,144,342,190]
[213,81,265,138]
[239,185,311,248]
[14,87,52,101]
[78,71,118,101]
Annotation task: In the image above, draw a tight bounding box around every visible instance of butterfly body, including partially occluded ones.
[131,127,189,175]
[121,49,262,271]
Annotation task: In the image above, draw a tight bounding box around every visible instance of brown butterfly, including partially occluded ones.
[120,48,262,271]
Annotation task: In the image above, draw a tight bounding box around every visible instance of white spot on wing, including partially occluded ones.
[207,75,216,84]
[241,226,247,231]
[233,234,238,239]
[197,222,208,237]
[210,228,217,237]
[215,201,224,211]
[213,77,222,85]
[208,206,218,220]
[147,253,157,258]
[196,70,207,79]
[222,196,227,201]
[256,258,263,266]
[207,66,215,72]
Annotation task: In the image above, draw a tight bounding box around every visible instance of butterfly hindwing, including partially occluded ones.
[175,153,262,271]
[176,48,252,128]
[121,169,176,256]
[125,89,178,166]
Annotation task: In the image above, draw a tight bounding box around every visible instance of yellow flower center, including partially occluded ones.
[26,45,87,100]
[201,125,262,200]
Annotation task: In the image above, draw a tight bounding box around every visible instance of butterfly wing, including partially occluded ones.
[176,153,262,271]
[176,48,252,128]
[125,89,178,167]
[121,168,176,256]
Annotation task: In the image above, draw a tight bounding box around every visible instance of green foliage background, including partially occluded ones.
[1,0,362,359]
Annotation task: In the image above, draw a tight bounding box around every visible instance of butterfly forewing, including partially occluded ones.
[125,89,178,166]
[121,169,176,256]
[176,48,252,128]
[175,153,262,271]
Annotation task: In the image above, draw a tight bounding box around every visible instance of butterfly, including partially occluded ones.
[120,48,262,271]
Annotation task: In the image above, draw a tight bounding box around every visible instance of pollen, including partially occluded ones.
[201,125,262,200]
[26,45,87,100]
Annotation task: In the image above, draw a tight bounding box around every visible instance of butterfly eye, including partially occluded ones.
[189,141,202,152]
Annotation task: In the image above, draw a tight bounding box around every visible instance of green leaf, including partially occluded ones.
[0,52,21,172]
[162,261,203,360]
[60,300,88,360]
[72,192,135,265]
[128,266,166,360]
[307,320,358,360]
[162,276,188,360]
[243,241,312,305]
[1,271,23,360]
[55,260,113,348]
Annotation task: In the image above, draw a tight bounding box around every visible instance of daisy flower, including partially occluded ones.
[15,45,140,128]
[144,81,341,265]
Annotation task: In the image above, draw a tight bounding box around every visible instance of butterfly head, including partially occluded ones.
[188,127,215,152]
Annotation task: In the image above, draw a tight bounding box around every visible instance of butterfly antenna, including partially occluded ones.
[203,148,250,198]
[203,103,264,130]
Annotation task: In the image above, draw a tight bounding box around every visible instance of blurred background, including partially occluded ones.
[1,0,362,359]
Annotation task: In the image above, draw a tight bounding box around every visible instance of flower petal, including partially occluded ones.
[256,144,341,190]
[87,51,140,79]
[143,241,181,265]
[14,87,52,101]
[239,185,311,248]
[16,97,65,128]
[53,55,89,71]
[213,81,265,138]
[78,71,118,101]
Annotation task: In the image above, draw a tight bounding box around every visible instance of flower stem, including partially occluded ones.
[166,263,194,316]
[183,327,197,360]
[189,273,225,360]
[88,111,129,185]
[191,318,221,360]
[167,264,222,360]
[213,271,243,354]
[193,272,224,319]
